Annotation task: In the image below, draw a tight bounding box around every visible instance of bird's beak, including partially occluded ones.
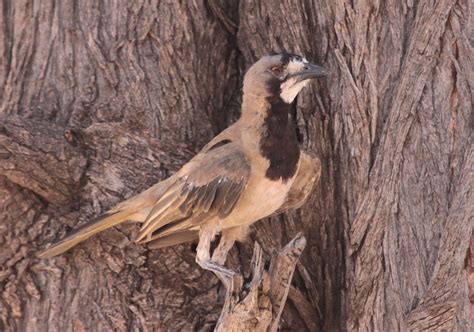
[292,63,329,82]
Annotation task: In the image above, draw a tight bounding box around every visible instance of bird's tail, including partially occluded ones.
[37,178,175,259]
[36,208,137,259]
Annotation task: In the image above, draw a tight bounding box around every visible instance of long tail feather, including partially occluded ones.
[37,209,136,259]
[37,178,175,259]
[147,230,199,249]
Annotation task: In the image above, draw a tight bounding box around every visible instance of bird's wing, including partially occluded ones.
[135,143,250,243]
[273,152,321,215]
[147,230,199,249]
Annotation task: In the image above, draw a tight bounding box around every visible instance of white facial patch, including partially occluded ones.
[279,58,309,103]
[286,58,307,74]
[280,78,309,103]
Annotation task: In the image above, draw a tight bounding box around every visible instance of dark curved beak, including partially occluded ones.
[292,63,329,81]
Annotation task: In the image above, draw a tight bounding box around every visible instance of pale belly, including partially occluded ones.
[219,175,294,229]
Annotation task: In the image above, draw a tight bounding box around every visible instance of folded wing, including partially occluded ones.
[135,143,250,244]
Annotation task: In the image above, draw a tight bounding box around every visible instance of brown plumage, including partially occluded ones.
[38,53,327,285]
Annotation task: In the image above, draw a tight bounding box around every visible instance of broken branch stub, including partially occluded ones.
[216,233,307,332]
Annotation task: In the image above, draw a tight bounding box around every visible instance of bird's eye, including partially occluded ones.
[271,66,281,74]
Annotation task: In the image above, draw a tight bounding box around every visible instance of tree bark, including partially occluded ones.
[0,0,472,331]
[215,234,306,332]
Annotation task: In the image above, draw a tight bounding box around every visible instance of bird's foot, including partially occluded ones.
[196,258,235,289]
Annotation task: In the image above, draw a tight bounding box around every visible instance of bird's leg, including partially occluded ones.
[211,225,249,265]
[196,224,235,289]
[211,233,235,266]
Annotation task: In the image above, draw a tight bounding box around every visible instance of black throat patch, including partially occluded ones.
[259,95,300,182]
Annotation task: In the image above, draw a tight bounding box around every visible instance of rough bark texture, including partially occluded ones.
[215,234,306,331]
[0,0,472,331]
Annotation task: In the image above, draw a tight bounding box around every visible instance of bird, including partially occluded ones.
[38,53,327,286]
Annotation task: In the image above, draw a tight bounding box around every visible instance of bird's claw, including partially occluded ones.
[196,257,236,289]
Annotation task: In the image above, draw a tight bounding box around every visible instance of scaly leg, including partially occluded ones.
[195,223,235,288]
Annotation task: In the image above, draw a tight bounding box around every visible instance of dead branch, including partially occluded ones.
[215,233,306,331]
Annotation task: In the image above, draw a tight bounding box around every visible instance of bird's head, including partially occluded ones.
[243,53,328,104]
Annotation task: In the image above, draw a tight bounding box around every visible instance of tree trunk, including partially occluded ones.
[0,0,472,331]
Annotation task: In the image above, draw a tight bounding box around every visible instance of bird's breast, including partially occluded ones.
[219,162,297,229]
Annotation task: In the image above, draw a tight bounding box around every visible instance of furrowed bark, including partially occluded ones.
[0,117,87,205]
[1,0,472,330]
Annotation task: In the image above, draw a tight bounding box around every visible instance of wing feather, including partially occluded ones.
[135,144,250,243]
[147,230,199,249]
[217,178,245,218]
